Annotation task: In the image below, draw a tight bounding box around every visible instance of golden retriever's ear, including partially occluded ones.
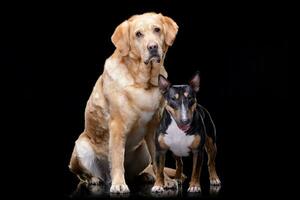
[111,20,130,56]
[161,15,178,46]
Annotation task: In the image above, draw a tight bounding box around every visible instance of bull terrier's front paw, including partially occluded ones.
[110,183,130,194]
[188,183,201,193]
[151,185,164,193]
[210,176,221,186]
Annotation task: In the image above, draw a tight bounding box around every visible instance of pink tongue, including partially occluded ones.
[179,125,190,132]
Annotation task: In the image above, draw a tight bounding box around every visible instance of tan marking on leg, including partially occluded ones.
[205,136,221,185]
[173,155,183,181]
[152,153,166,192]
[158,135,169,150]
[156,154,165,185]
[189,134,201,150]
[188,151,203,192]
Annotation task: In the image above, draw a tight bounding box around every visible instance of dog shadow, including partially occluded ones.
[210,184,222,195]
[70,181,107,198]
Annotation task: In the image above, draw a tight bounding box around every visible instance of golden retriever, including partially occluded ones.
[69,12,178,194]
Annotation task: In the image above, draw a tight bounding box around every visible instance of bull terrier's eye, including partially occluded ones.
[154,27,160,33]
[135,31,143,38]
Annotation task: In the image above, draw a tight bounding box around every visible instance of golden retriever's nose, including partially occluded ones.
[147,42,158,52]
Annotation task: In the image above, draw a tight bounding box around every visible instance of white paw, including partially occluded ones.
[110,183,130,194]
[210,177,221,185]
[164,178,178,189]
[188,186,201,193]
[151,185,164,193]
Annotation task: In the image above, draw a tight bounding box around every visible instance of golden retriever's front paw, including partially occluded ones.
[151,185,164,193]
[110,183,130,194]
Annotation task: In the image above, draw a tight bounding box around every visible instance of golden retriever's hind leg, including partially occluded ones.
[125,141,151,178]
[69,149,99,185]
[69,136,105,186]
[126,141,153,183]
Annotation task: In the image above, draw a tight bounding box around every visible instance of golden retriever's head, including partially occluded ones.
[111,12,178,65]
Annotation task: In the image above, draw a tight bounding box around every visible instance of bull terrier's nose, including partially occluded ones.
[147,42,158,51]
[181,119,191,125]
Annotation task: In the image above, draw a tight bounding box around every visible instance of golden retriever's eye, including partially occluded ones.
[135,31,143,38]
[154,27,160,33]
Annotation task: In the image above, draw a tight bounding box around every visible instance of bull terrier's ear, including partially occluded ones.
[111,20,130,56]
[190,71,200,92]
[158,74,171,94]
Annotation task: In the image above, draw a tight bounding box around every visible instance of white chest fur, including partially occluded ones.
[164,116,195,157]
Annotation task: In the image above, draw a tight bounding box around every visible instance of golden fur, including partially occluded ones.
[69,12,178,194]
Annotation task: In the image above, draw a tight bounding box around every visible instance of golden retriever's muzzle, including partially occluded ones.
[144,42,161,65]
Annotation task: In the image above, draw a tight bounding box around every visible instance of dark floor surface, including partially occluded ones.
[67,179,223,199]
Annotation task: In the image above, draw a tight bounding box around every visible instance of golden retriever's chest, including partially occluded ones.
[125,86,162,113]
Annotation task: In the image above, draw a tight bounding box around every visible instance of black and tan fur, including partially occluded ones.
[152,73,221,193]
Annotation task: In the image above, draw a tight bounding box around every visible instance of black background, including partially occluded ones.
[3,0,289,198]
